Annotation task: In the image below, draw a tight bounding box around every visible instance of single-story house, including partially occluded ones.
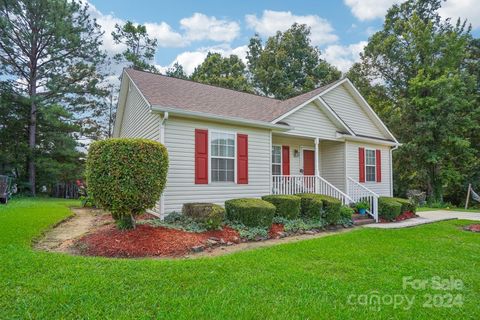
[113,68,400,221]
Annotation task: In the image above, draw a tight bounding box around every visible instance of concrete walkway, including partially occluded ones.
[365,210,480,229]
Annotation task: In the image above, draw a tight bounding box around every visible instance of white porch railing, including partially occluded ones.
[347,177,379,222]
[272,175,353,205]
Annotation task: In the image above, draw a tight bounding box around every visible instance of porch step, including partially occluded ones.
[352,213,371,220]
[352,214,375,226]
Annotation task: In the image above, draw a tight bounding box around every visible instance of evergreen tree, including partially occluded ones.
[0,0,107,194]
[112,20,158,73]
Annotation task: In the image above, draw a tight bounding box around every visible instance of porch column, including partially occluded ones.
[314,138,319,176]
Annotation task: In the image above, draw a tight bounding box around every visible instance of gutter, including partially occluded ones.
[151,105,291,131]
[337,133,401,147]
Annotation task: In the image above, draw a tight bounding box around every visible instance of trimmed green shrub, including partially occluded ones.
[225,198,275,227]
[296,193,342,224]
[340,205,354,219]
[261,195,301,219]
[182,203,225,230]
[393,197,417,213]
[86,138,168,229]
[296,193,323,219]
[378,197,402,221]
[316,195,342,225]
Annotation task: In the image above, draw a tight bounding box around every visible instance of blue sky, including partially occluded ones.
[89,0,479,74]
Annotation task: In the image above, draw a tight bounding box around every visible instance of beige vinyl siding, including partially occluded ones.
[163,116,271,213]
[271,135,315,176]
[320,141,346,191]
[282,102,339,139]
[323,85,386,139]
[118,81,160,140]
[345,141,392,196]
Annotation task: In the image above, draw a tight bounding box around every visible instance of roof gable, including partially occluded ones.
[322,81,397,142]
[282,100,345,139]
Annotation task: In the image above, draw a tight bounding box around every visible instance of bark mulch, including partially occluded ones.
[464,224,480,233]
[379,211,417,223]
[76,224,240,258]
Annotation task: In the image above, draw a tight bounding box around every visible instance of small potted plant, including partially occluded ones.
[355,201,369,215]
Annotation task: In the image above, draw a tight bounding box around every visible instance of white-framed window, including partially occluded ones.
[210,131,235,182]
[272,145,282,175]
[365,149,376,182]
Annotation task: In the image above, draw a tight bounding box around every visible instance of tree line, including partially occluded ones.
[1,0,479,205]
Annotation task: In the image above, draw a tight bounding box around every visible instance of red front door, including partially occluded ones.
[303,150,315,175]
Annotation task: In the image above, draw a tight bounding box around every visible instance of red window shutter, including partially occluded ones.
[359,147,365,183]
[282,146,290,175]
[376,149,382,183]
[237,134,248,184]
[195,129,208,184]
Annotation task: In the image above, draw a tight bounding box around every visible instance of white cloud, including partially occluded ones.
[343,0,400,21]
[88,2,242,60]
[180,13,240,42]
[172,51,209,75]
[144,22,186,47]
[87,3,126,55]
[163,45,249,75]
[439,0,480,29]
[344,0,479,29]
[322,41,367,72]
[245,10,338,45]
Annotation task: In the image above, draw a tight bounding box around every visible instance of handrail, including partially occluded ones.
[317,175,353,204]
[271,175,353,205]
[347,177,380,197]
[346,177,379,222]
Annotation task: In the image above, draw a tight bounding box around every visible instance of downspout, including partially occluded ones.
[269,131,272,194]
[159,112,169,218]
[390,145,399,197]
[160,112,169,144]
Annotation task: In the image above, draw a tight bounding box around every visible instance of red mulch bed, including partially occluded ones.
[379,211,417,223]
[269,223,285,238]
[464,224,480,233]
[77,224,240,258]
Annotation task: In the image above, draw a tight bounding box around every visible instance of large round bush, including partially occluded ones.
[86,138,168,229]
[225,198,275,227]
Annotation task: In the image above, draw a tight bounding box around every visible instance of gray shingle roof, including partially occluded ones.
[125,68,343,123]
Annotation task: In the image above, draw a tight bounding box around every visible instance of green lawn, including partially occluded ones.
[1,199,479,319]
[417,206,480,213]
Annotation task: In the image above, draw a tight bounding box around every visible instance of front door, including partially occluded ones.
[303,150,315,176]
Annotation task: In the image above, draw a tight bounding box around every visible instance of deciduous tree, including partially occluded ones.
[247,23,341,99]
[166,62,188,79]
[191,53,253,92]
[355,0,480,203]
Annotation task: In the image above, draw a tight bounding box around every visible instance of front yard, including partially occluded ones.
[1,199,479,319]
